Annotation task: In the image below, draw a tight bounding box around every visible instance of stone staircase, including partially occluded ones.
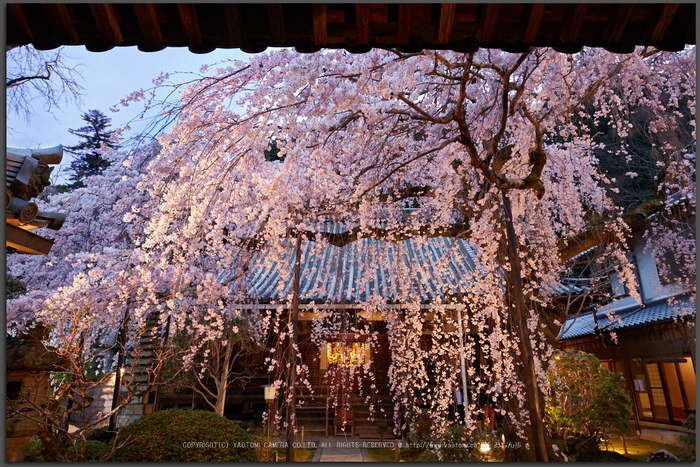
[295,398,330,437]
[344,393,396,440]
[294,385,396,440]
[115,312,160,428]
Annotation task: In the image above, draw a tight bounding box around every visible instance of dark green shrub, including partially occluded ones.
[111,409,259,462]
[247,428,273,462]
[545,350,633,455]
[438,426,471,462]
[24,436,44,462]
[406,409,433,451]
[411,409,433,440]
[427,426,479,462]
[469,427,497,461]
[414,448,439,462]
[78,440,107,461]
[6,275,27,299]
[680,415,696,462]
[23,435,105,461]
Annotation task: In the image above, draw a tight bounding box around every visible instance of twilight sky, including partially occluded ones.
[7,45,252,179]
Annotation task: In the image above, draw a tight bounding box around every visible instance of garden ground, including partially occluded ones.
[366,436,688,462]
[603,436,688,462]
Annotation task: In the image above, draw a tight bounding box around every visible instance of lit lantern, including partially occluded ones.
[264,385,277,404]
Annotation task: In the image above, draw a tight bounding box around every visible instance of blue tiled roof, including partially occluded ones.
[221,221,589,305]
[221,222,481,303]
[559,297,695,340]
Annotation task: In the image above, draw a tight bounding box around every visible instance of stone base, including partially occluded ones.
[6,435,34,462]
[639,428,684,447]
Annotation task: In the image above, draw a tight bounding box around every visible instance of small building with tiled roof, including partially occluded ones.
[558,204,696,435]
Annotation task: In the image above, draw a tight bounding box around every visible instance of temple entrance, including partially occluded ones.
[325,342,366,394]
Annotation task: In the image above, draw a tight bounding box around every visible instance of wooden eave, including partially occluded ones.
[6,222,55,255]
[7,4,695,55]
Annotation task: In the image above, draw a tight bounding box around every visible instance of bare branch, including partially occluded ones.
[6,45,84,126]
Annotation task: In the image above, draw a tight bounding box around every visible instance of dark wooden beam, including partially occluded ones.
[222,4,243,46]
[89,4,123,46]
[312,4,328,46]
[6,3,697,54]
[356,4,370,45]
[522,4,546,44]
[478,4,500,44]
[6,223,54,256]
[687,19,696,45]
[644,4,679,44]
[396,4,412,45]
[560,4,588,45]
[177,4,202,46]
[43,4,79,44]
[438,3,456,44]
[267,4,285,46]
[602,4,634,44]
[133,4,163,47]
[7,4,34,43]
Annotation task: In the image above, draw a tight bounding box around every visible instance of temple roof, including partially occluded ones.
[222,224,480,304]
[6,146,67,255]
[223,223,588,305]
[559,297,695,340]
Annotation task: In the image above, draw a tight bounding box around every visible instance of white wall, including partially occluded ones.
[634,246,683,303]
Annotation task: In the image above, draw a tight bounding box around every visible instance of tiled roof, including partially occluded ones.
[545,278,590,297]
[237,225,480,304]
[559,297,695,340]
[222,222,588,305]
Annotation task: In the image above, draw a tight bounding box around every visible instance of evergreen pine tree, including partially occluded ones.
[65,109,119,187]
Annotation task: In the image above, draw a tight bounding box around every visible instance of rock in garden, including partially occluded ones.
[646,449,680,462]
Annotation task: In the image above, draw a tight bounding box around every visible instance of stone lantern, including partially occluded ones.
[6,325,68,461]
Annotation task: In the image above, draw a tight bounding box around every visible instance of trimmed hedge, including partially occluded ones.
[111,409,259,462]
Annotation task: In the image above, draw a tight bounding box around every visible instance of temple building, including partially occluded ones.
[126,230,488,438]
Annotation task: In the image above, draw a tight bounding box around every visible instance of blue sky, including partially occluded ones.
[7,45,251,179]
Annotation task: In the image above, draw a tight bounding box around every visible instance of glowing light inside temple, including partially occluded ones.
[327,342,365,367]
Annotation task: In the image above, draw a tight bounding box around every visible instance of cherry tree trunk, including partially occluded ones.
[215,336,234,417]
[108,305,130,432]
[215,391,227,417]
[152,312,172,413]
[501,191,549,462]
[37,425,85,462]
[286,234,302,462]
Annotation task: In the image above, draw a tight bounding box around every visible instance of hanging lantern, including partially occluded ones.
[263,385,277,404]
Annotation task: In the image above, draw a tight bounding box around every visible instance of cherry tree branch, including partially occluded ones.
[558,198,665,262]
